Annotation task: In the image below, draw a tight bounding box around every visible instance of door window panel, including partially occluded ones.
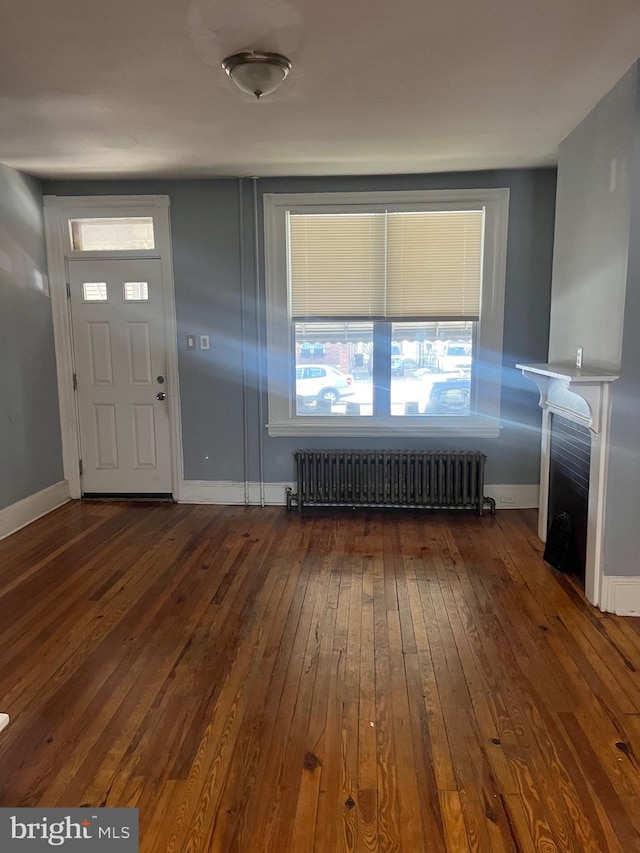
[123,281,149,301]
[82,282,108,301]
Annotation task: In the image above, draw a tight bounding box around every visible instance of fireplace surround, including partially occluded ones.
[517,363,618,610]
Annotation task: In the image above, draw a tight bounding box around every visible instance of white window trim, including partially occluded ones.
[264,188,509,438]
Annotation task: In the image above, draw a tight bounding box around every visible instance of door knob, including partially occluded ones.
[157,391,166,401]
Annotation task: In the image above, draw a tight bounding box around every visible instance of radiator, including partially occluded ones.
[286,450,495,515]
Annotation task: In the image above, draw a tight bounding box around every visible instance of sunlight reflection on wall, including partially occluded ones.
[0,164,49,295]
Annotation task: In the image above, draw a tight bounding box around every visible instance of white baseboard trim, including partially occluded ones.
[180,481,295,506]
[181,480,538,510]
[484,484,539,509]
[0,480,71,541]
[599,575,640,616]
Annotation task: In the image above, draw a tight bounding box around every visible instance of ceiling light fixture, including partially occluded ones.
[222,51,292,100]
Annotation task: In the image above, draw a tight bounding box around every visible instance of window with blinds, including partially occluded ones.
[263,188,508,436]
[288,209,484,321]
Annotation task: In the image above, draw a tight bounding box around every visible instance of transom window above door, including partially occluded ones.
[68,217,155,251]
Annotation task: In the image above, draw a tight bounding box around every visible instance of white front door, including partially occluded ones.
[68,258,173,495]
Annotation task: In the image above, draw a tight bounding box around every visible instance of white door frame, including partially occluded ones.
[44,195,184,500]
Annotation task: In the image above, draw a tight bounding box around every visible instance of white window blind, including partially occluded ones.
[289,214,386,318]
[289,209,484,321]
[386,211,483,319]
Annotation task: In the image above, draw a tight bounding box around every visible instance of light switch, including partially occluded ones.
[186,335,196,350]
[200,335,210,350]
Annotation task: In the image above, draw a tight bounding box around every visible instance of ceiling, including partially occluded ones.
[1,0,640,180]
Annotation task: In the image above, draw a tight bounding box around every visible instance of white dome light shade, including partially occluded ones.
[222,52,292,100]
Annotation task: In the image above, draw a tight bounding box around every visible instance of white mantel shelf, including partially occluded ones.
[516,363,619,384]
[516,363,618,434]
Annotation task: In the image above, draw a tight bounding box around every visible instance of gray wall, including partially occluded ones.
[44,169,557,487]
[548,64,638,370]
[0,163,63,510]
[547,61,640,577]
[603,67,640,576]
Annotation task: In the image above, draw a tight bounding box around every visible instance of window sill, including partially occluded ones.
[267,416,502,438]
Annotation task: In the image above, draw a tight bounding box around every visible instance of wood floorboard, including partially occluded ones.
[1,502,640,851]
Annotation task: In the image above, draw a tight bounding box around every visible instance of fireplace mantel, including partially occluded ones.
[516,363,618,433]
[517,362,618,610]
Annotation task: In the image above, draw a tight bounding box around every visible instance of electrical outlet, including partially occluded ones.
[576,346,583,369]
[200,335,210,350]
[500,494,516,505]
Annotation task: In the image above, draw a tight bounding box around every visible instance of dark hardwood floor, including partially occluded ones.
[1,500,640,852]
